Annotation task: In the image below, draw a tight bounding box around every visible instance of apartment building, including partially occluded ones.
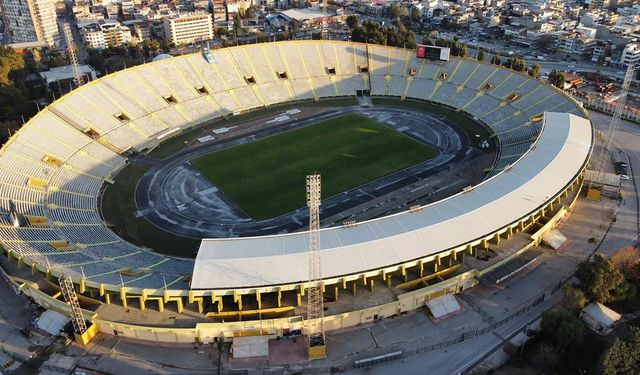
[0,0,60,47]
[163,12,213,45]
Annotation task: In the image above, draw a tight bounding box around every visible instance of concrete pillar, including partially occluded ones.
[467,244,473,254]
[105,293,111,304]
[297,293,302,306]
[352,282,357,296]
[234,292,243,311]
[434,261,439,272]
[256,291,262,310]
[277,289,282,308]
[507,227,513,239]
[342,278,347,290]
[451,250,457,261]
[120,289,127,308]
[482,239,489,249]
[386,275,392,288]
[494,232,500,245]
[334,286,339,301]
[368,279,374,293]
[419,260,424,277]
[401,265,407,282]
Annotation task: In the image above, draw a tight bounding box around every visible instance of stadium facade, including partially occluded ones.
[0,41,592,343]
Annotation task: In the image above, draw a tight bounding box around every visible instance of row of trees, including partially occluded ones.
[0,46,40,143]
[530,253,639,373]
[349,19,416,49]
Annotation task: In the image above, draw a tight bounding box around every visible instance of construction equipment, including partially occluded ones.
[62,22,84,88]
[59,274,87,335]
[306,174,326,359]
[587,63,635,201]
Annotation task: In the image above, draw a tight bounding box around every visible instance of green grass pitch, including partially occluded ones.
[191,114,439,220]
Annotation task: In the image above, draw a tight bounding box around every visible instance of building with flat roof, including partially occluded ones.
[80,19,132,49]
[163,12,213,45]
[621,43,640,65]
[0,0,60,47]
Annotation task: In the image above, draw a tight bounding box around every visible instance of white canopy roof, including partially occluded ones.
[192,112,592,290]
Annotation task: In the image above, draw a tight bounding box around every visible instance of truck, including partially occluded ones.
[612,149,630,180]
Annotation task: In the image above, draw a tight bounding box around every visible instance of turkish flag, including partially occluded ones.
[417,45,426,58]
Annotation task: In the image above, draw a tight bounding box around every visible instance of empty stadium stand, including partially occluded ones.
[0,41,588,314]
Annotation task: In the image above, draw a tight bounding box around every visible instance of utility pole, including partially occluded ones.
[306,174,326,359]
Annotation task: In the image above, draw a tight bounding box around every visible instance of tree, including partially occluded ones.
[388,4,408,20]
[506,57,526,72]
[492,52,501,65]
[548,70,566,89]
[411,8,421,24]
[541,308,585,352]
[576,254,637,303]
[600,327,640,375]
[0,46,25,86]
[292,21,299,37]
[234,14,242,35]
[563,286,587,312]
[534,34,556,51]
[611,246,640,282]
[47,51,67,68]
[477,48,485,62]
[346,15,358,30]
[529,63,541,79]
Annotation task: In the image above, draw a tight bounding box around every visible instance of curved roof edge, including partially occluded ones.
[192,112,593,289]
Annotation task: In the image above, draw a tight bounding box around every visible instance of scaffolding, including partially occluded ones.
[306,174,326,359]
[59,274,87,335]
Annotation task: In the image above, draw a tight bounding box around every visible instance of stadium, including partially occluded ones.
[0,40,593,347]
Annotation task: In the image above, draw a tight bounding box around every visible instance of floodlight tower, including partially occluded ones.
[321,0,328,40]
[59,274,87,335]
[587,63,635,201]
[306,174,326,359]
[62,22,85,88]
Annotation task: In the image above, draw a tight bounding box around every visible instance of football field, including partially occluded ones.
[191,114,439,220]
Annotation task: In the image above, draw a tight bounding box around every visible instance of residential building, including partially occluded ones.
[0,0,60,47]
[163,12,213,45]
[556,31,596,58]
[620,43,640,65]
[80,19,132,49]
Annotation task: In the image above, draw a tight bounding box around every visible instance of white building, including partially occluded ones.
[621,43,640,65]
[80,19,132,49]
[163,13,213,45]
[0,0,60,47]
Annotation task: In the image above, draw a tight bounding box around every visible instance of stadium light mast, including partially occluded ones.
[59,274,87,335]
[63,22,85,88]
[306,174,326,360]
[321,0,328,40]
[587,63,635,201]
